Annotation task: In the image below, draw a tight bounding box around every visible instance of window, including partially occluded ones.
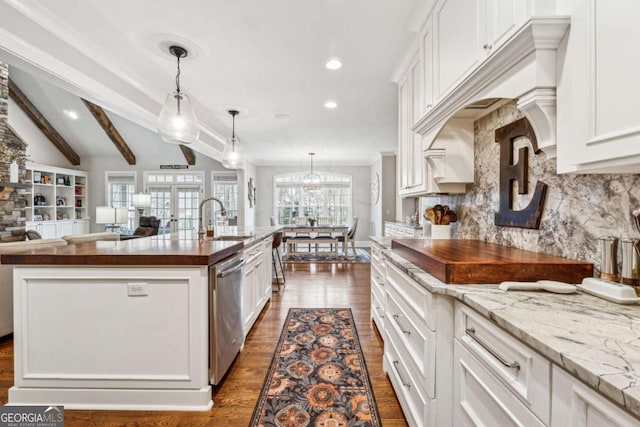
[212,172,238,225]
[144,171,204,235]
[105,172,136,233]
[274,172,352,226]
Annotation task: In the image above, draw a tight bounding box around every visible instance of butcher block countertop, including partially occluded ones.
[1,227,276,266]
[391,238,593,284]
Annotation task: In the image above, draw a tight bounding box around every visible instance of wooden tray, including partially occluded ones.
[391,239,593,284]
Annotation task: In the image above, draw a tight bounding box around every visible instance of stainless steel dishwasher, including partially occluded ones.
[209,253,244,385]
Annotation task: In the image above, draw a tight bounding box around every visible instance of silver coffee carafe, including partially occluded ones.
[598,236,618,282]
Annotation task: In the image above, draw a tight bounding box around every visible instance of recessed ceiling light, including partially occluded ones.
[274,113,291,120]
[63,109,79,120]
[325,58,342,70]
[324,101,338,109]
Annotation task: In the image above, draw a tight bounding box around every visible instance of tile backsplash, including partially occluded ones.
[421,101,640,271]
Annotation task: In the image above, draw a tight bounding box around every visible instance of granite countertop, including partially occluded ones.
[1,227,277,266]
[371,236,640,419]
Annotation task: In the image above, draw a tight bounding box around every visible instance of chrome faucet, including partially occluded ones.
[198,197,227,240]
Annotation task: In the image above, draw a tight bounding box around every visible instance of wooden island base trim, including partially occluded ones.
[7,386,213,411]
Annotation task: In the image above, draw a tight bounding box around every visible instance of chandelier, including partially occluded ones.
[302,152,321,194]
[157,45,200,144]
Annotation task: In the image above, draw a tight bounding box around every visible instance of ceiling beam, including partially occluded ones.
[179,144,196,165]
[8,80,81,165]
[82,99,136,165]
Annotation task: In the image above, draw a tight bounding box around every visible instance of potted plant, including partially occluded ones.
[308,217,316,227]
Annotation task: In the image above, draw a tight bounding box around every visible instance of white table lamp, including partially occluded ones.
[96,207,129,232]
[132,193,151,215]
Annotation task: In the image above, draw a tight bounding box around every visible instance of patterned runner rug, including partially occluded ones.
[283,248,371,264]
[249,308,381,427]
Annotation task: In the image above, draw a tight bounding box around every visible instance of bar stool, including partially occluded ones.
[272,231,286,290]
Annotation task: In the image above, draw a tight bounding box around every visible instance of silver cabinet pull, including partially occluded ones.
[392,314,411,335]
[375,276,384,286]
[466,327,520,372]
[375,306,385,319]
[393,361,411,388]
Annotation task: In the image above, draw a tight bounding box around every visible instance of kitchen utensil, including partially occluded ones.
[577,277,640,304]
[434,204,444,224]
[424,208,436,223]
[598,236,619,281]
[499,280,577,294]
[621,238,640,286]
[633,209,640,233]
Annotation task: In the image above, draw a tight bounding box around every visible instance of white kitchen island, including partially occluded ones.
[2,234,249,411]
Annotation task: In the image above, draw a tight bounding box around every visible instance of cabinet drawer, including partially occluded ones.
[551,365,640,427]
[387,260,436,331]
[453,340,545,427]
[385,329,435,427]
[455,302,551,424]
[371,288,385,338]
[387,285,435,397]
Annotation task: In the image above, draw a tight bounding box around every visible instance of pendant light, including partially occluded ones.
[302,152,321,194]
[157,45,200,144]
[222,110,246,169]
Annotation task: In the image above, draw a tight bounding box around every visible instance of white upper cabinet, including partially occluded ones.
[433,0,484,103]
[421,18,435,111]
[398,54,425,195]
[484,0,530,50]
[557,0,640,173]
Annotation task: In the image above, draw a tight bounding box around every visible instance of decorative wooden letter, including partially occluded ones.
[494,117,547,229]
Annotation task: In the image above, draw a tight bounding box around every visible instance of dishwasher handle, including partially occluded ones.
[217,260,245,278]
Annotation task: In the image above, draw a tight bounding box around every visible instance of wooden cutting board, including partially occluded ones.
[391,239,593,284]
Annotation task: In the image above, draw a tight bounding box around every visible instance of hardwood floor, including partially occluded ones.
[0,263,407,426]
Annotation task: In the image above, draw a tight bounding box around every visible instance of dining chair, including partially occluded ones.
[315,217,333,251]
[272,231,285,291]
[336,217,358,256]
[290,217,311,252]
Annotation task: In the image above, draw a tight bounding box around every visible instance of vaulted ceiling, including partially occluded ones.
[0,0,423,166]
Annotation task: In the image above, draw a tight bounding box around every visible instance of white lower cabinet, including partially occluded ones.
[370,243,387,338]
[454,303,551,425]
[26,220,90,239]
[242,237,273,337]
[551,366,639,427]
[383,259,454,427]
[380,262,640,426]
[25,222,57,239]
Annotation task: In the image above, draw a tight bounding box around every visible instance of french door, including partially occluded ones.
[144,172,204,235]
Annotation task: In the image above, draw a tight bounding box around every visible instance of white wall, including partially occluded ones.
[255,164,372,244]
[9,98,74,168]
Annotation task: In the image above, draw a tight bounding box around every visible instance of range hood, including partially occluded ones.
[414,17,570,160]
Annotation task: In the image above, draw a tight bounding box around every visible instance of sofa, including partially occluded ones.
[61,231,120,245]
[0,238,69,337]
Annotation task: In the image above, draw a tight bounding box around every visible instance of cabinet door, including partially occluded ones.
[39,223,57,239]
[551,365,639,427]
[433,0,484,102]
[421,18,435,110]
[453,340,546,427]
[72,220,89,235]
[484,0,528,51]
[56,221,74,238]
[242,263,255,336]
[408,57,423,189]
[557,1,640,172]
[398,77,410,190]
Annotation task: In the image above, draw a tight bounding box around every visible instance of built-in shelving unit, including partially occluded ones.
[25,163,89,238]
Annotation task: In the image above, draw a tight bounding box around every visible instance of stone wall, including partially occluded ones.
[0,62,28,240]
[421,101,640,272]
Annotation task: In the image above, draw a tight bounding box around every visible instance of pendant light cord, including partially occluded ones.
[175,54,182,95]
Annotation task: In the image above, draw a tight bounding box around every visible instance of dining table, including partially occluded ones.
[280,224,349,257]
